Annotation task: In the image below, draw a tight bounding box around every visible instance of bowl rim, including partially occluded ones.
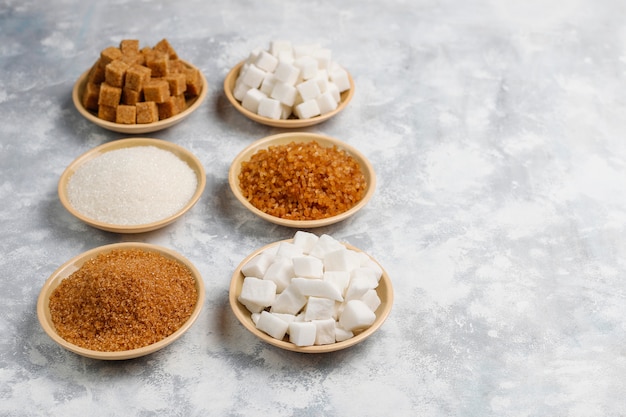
[228,132,376,228]
[72,59,208,134]
[58,137,206,233]
[228,238,394,353]
[223,60,354,128]
[36,242,206,360]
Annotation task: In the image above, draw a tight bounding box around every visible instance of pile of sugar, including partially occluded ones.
[67,145,197,225]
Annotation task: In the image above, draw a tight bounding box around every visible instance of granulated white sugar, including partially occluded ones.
[67,146,198,225]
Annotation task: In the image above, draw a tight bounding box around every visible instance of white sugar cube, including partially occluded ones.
[239,277,277,313]
[314,70,329,93]
[304,296,336,321]
[327,82,341,102]
[273,312,297,331]
[274,61,300,85]
[361,258,383,281]
[361,289,381,312]
[339,300,376,331]
[256,311,289,340]
[251,312,261,325]
[289,321,316,346]
[241,251,274,278]
[334,324,353,342]
[233,78,251,101]
[293,231,319,254]
[293,43,321,58]
[270,284,307,315]
[313,318,336,345]
[329,66,350,92]
[241,64,266,88]
[258,97,282,120]
[255,50,279,72]
[275,241,303,260]
[241,88,267,113]
[312,48,332,70]
[345,269,378,301]
[291,277,343,301]
[323,270,351,296]
[294,56,319,80]
[323,248,361,272]
[270,82,298,107]
[309,234,344,259]
[246,47,264,64]
[294,99,321,119]
[292,256,323,279]
[263,258,294,293]
[270,40,292,57]
[280,103,292,119]
[296,78,322,101]
[317,91,338,115]
[277,49,294,64]
[259,73,277,95]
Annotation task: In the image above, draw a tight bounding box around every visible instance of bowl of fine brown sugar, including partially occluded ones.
[37,242,205,360]
[228,132,376,228]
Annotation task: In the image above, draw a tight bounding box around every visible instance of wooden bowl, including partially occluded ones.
[37,242,205,360]
[223,60,354,128]
[228,132,375,228]
[72,60,207,134]
[58,138,206,233]
[229,239,393,353]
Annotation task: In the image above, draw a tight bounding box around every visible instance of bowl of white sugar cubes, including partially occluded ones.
[58,138,206,233]
[224,41,354,128]
[229,231,393,353]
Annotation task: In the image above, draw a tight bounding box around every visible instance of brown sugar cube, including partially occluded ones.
[100,46,122,65]
[154,38,178,60]
[119,52,144,66]
[173,94,187,113]
[104,60,129,88]
[157,97,180,120]
[87,59,106,84]
[98,82,122,107]
[82,82,101,111]
[97,105,117,122]
[125,64,151,91]
[169,59,187,74]
[115,105,136,124]
[143,79,170,103]
[119,39,140,55]
[182,67,202,97]
[145,52,169,77]
[164,73,187,96]
[136,101,159,124]
[121,87,143,105]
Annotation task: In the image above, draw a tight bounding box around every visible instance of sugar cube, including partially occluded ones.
[256,311,289,340]
[257,97,282,120]
[275,241,303,260]
[323,270,351,296]
[239,277,276,312]
[294,56,318,80]
[270,82,298,107]
[296,79,322,101]
[273,62,300,85]
[270,284,307,315]
[317,91,338,115]
[241,88,267,114]
[339,300,376,331]
[323,248,361,272]
[304,296,336,321]
[329,66,350,92]
[294,99,321,119]
[263,258,294,293]
[241,251,274,278]
[291,277,343,301]
[361,289,382,312]
[270,40,292,57]
[255,50,279,72]
[334,325,353,342]
[292,256,323,279]
[309,234,344,259]
[313,318,336,345]
[289,321,316,346]
[293,231,319,254]
[241,64,266,88]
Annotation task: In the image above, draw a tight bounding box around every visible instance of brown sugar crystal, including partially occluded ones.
[104,60,129,88]
[119,39,139,55]
[48,248,197,352]
[143,79,170,103]
[97,104,117,122]
[238,141,367,220]
[98,82,122,107]
[136,101,159,123]
[164,73,187,96]
[146,52,169,77]
[122,87,143,105]
[125,64,151,91]
[100,46,122,65]
[115,104,136,124]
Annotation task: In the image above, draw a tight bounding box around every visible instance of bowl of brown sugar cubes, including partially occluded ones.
[224,40,354,128]
[229,231,393,353]
[228,132,375,228]
[73,38,207,134]
[37,242,205,360]
[58,138,206,233]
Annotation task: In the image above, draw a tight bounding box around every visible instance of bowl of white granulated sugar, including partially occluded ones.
[58,138,206,233]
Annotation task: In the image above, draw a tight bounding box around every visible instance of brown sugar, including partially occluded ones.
[121,87,142,105]
[100,46,122,65]
[87,59,105,84]
[120,39,139,55]
[154,38,178,60]
[125,64,151,91]
[143,79,170,103]
[104,60,129,88]
[146,52,169,77]
[97,105,117,122]
[48,248,198,352]
[115,104,136,124]
[136,101,159,123]
[82,82,100,111]
[164,73,187,96]
[98,82,122,107]
[238,141,367,220]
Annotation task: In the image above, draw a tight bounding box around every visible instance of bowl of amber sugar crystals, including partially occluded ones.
[37,242,205,360]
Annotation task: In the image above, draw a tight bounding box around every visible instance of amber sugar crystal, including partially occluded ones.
[48,249,197,352]
[238,141,367,220]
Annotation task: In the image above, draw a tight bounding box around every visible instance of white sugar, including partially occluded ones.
[67,146,198,225]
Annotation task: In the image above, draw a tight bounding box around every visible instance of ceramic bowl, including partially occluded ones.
[72,60,207,134]
[58,137,206,233]
[228,132,375,228]
[223,60,354,128]
[229,239,393,353]
[37,242,205,360]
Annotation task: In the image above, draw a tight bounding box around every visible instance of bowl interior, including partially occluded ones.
[72,60,207,134]
[223,61,354,128]
[228,132,376,228]
[58,137,206,233]
[228,239,393,353]
[37,242,205,360]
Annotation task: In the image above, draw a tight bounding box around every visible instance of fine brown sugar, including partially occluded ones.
[48,248,197,352]
[238,141,367,220]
